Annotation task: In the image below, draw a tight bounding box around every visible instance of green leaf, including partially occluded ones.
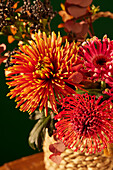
[28,115,51,150]
[5,17,11,21]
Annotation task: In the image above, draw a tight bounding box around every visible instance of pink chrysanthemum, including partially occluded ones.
[54,93,113,153]
[5,31,81,116]
[78,35,113,82]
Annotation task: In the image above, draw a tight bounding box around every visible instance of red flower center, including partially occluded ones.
[93,55,107,68]
[72,110,99,137]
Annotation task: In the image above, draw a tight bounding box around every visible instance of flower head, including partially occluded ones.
[5,31,80,116]
[78,35,113,82]
[54,93,113,153]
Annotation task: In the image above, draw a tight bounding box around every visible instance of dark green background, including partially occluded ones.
[0,0,113,166]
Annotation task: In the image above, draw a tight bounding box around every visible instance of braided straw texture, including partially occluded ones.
[43,130,113,170]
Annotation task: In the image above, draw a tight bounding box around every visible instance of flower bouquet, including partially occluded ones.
[0,0,113,169]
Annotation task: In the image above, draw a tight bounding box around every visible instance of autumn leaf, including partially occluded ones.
[10,26,17,35]
[49,141,65,153]
[12,1,19,9]
[49,153,62,164]
[8,35,15,43]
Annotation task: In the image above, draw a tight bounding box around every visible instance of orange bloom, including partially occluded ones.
[5,31,80,116]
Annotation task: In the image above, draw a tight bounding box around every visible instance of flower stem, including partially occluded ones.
[89,16,95,36]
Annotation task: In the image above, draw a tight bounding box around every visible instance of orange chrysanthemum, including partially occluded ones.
[5,31,80,116]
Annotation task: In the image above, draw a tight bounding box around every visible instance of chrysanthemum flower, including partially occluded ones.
[54,93,113,153]
[78,35,113,82]
[5,31,81,116]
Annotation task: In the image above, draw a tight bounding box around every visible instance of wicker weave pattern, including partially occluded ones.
[43,130,113,170]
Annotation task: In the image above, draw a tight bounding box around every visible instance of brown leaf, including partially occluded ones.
[68,71,83,84]
[49,144,58,153]
[49,154,62,164]
[59,10,73,22]
[64,20,82,33]
[65,0,92,18]
[64,20,88,40]
[79,0,93,7]
[49,141,65,153]
[65,0,92,7]
[71,64,83,72]
[65,5,87,19]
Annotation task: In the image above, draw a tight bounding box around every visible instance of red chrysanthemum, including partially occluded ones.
[54,93,113,153]
[78,35,113,83]
[5,31,81,116]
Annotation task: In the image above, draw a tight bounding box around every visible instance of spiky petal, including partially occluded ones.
[78,35,113,83]
[5,31,80,115]
[54,93,113,153]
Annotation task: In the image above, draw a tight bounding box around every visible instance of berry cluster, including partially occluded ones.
[21,0,56,32]
[0,0,56,41]
[0,0,16,31]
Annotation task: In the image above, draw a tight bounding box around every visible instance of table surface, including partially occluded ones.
[0,152,45,170]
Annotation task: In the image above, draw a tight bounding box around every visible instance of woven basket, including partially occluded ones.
[43,130,113,170]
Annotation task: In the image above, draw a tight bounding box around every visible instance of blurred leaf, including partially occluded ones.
[22,34,25,38]
[29,110,44,120]
[42,19,48,28]
[0,32,4,35]
[15,7,23,13]
[8,35,15,43]
[19,26,24,33]
[47,113,55,137]
[12,1,20,9]
[10,26,17,35]
[28,115,51,150]
[5,18,11,21]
